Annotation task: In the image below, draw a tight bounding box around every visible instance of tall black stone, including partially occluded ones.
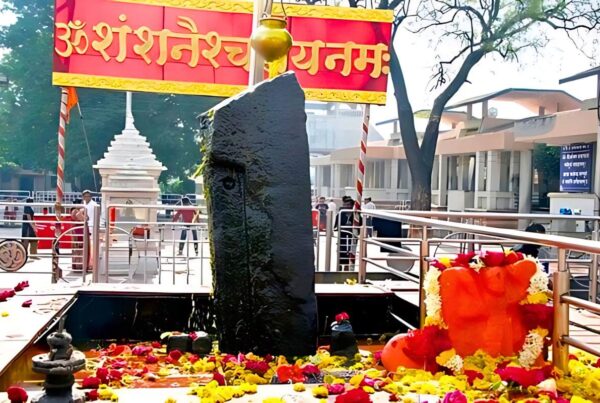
[199,72,317,356]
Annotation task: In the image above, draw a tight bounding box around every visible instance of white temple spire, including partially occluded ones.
[124,91,136,132]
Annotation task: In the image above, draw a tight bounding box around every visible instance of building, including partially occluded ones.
[311,87,598,212]
[306,103,383,155]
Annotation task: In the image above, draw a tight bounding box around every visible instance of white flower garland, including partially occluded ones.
[423,267,444,326]
[523,255,550,295]
[469,256,484,273]
[443,354,464,374]
[518,329,546,368]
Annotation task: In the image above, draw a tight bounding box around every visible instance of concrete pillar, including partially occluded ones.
[332,164,340,197]
[473,151,486,209]
[457,156,468,191]
[508,151,520,192]
[519,150,533,216]
[438,155,448,207]
[486,151,502,210]
[487,151,501,192]
[390,159,399,190]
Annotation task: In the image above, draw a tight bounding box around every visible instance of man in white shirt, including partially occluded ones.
[363,197,376,236]
[82,190,98,230]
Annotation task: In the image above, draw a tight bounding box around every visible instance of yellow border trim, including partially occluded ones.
[53,72,245,98]
[304,88,386,104]
[113,0,394,22]
[53,72,387,104]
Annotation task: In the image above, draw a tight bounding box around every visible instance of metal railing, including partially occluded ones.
[101,203,208,286]
[357,209,600,372]
[0,200,94,283]
[329,209,600,300]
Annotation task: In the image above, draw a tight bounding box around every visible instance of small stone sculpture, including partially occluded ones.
[330,312,359,358]
[31,317,85,403]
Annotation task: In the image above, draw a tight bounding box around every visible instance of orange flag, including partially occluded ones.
[65,87,78,122]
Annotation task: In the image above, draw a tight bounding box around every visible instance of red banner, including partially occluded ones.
[53,0,392,104]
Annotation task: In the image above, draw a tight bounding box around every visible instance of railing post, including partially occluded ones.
[104,204,111,282]
[315,210,321,271]
[82,216,89,281]
[419,224,429,328]
[91,204,100,283]
[336,211,341,271]
[590,219,599,302]
[324,210,333,272]
[553,248,570,373]
[358,221,367,284]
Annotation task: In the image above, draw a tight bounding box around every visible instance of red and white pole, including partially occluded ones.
[354,104,370,226]
[56,88,69,204]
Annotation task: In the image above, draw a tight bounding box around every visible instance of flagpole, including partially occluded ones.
[353,104,370,227]
[56,87,69,204]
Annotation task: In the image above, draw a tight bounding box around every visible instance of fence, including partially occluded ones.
[100,203,207,286]
[0,200,90,283]
[2,200,600,370]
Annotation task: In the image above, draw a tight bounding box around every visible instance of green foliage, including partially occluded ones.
[533,143,560,183]
[0,0,219,192]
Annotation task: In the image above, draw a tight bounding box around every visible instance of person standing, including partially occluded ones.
[82,190,98,270]
[327,198,337,214]
[21,198,39,260]
[314,196,328,231]
[173,197,199,256]
[363,197,376,237]
[69,200,86,271]
[334,198,360,270]
[82,190,98,231]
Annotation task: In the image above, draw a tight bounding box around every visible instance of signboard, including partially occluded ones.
[53,0,393,104]
[560,143,594,192]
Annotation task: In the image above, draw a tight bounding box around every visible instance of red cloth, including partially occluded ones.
[173,209,196,223]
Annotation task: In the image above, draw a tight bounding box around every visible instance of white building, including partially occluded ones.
[311,88,597,212]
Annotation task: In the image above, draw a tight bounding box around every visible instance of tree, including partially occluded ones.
[302,0,599,210]
[533,143,560,208]
[0,0,218,193]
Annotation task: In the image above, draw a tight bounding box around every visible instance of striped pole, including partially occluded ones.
[56,87,69,204]
[354,104,370,227]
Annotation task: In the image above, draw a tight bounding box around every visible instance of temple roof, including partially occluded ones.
[446,88,582,113]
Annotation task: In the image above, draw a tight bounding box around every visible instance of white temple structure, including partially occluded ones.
[94,92,166,228]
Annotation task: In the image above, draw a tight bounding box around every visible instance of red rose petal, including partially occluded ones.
[335,388,372,403]
[7,386,28,403]
[326,383,346,395]
[21,299,32,308]
[168,350,183,361]
[81,376,100,389]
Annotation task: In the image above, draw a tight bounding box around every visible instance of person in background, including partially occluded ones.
[334,197,361,270]
[512,223,550,273]
[314,196,328,231]
[363,197,376,237]
[327,198,337,214]
[173,197,199,256]
[70,199,86,271]
[21,198,38,260]
[82,190,98,270]
[82,190,98,231]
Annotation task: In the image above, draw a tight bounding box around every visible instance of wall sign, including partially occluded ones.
[53,0,393,104]
[560,143,594,192]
